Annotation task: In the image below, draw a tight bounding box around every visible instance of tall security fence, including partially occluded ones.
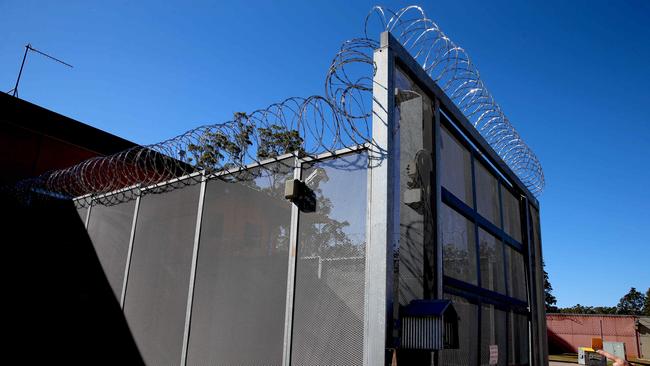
[9,6,549,366]
[76,149,369,366]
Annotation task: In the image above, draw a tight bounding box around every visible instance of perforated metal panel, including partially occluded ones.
[506,247,528,302]
[290,153,368,366]
[76,206,88,226]
[186,164,293,366]
[508,312,529,365]
[87,199,135,299]
[123,184,200,366]
[479,228,505,294]
[480,304,507,366]
[439,294,479,366]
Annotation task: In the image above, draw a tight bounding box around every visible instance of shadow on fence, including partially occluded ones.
[2,190,144,365]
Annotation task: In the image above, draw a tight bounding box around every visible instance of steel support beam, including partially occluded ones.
[120,192,141,308]
[281,157,303,366]
[364,31,397,366]
[180,174,207,366]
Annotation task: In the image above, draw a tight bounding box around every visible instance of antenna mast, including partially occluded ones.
[7,43,74,97]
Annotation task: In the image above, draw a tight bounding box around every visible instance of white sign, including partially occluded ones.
[489,345,499,365]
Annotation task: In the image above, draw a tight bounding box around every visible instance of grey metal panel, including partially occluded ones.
[397,92,425,304]
[501,188,522,243]
[603,342,626,360]
[86,199,136,300]
[475,160,500,227]
[506,245,527,302]
[290,152,368,366]
[440,126,473,208]
[528,203,548,365]
[382,32,539,209]
[508,312,530,365]
[441,203,478,285]
[386,31,545,365]
[123,183,200,366]
[186,164,293,366]
[479,228,506,295]
[439,294,478,366]
[395,66,437,305]
[76,206,88,228]
[480,304,507,366]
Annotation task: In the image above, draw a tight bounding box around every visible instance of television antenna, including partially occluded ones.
[7,43,73,97]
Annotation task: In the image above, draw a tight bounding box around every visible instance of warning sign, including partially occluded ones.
[489,345,498,365]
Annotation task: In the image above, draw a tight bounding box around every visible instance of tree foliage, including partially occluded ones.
[180,113,304,171]
[257,124,304,160]
[557,287,649,315]
[185,117,359,260]
[616,287,645,315]
[557,304,616,315]
[543,260,558,313]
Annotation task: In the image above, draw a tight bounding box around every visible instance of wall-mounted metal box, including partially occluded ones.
[400,299,458,350]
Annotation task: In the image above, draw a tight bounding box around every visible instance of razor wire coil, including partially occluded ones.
[17,5,545,207]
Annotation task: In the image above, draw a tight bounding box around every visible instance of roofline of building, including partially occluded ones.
[0,93,137,155]
[547,313,647,318]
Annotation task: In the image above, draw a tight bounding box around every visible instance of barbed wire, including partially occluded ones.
[16,5,544,207]
[367,6,545,195]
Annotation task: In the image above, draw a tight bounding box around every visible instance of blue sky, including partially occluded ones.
[1,0,648,307]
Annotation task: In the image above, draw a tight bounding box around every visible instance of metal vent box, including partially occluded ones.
[400,299,459,350]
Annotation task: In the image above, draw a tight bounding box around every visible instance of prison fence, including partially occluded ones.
[76,149,369,366]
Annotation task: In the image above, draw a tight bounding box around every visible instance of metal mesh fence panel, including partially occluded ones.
[290,152,368,366]
[439,294,479,366]
[123,183,200,366]
[501,187,521,243]
[440,126,473,207]
[479,228,506,295]
[86,199,135,300]
[506,246,528,302]
[76,206,87,226]
[508,312,529,366]
[186,163,293,366]
[475,160,500,227]
[480,304,507,366]
[441,203,478,285]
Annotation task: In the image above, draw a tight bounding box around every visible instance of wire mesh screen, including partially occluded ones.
[186,163,293,366]
[76,206,87,226]
[290,152,368,366]
[439,294,479,366]
[86,199,135,300]
[508,312,529,365]
[123,183,200,366]
[480,304,507,366]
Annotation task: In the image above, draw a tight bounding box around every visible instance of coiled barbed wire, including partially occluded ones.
[367,6,545,194]
[17,5,544,207]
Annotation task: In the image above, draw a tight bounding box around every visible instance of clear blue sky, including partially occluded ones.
[1,1,648,307]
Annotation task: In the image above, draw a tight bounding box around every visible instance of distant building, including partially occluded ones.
[0,93,136,185]
[547,313,650,359]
